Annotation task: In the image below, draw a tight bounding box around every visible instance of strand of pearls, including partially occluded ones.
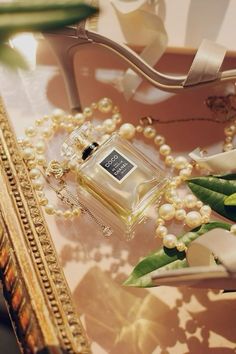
[223,120,236,151]
[117,121,212,252]
[19,97,214,252]
[18,98,122,219]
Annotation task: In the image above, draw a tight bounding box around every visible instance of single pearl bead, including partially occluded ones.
[172,197,183,209]
[159,144,171,156]
[156,218,165,226]
[164,189,178,203]
[73,208,81,217]
[43,115,49,121]
[136,125,144,133]
[175,209,186,221]
[224,126,235,136]
[64,210,73,218]
[143,126,156,139]
[25,126,37,137]
[27,160,37,169]
[176,242,186,252]
[42,127,53,139]
[91,102,97,109]
[185,211,202,228]
[154,135,165,146]
[159,203,175,221]
[201,215,210,224]
[103,118,116,133]
[119,123,136,140]
[83,107,93,117]
[98,98,113,113]
[32,178,44,191]
[73,113,85,125]
[163,234,177,249]
[155,225,168,238]
[223,143,233,151]
[179,168,192,180]
[165,155,174,167]
[200,205,211,216]
[35,119,44,126]
[55,210,63,217]
[52,108,65,123]
[29,168,41,179]
[45,204,55,215]
[196,200,203,209]
[230,224,236,235]
[225,136,233,143]
[174,156,188,170]
[36,155,47,166]
[112,113,122,124]
[65,123,74,132]
[184,194,197,208]
[21,137,31,146]
[35,140,46,154]
[22,147,35,160]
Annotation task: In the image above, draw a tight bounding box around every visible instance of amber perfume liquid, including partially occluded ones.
[76,134,169,235]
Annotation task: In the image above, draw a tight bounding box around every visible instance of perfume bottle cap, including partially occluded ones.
[61,122,101,162]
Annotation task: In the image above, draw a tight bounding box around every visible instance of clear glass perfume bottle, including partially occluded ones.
[62,123,169,238]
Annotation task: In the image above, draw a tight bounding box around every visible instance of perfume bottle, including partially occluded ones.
[62,123,169,237]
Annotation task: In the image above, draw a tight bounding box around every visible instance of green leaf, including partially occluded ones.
[187,175,236,221]
[0,1,97,37]
[0,44,28,69]
[124,221,230,287]
[224,193,236,206]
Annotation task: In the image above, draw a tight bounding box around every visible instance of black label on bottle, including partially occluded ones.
[99,149,137,183]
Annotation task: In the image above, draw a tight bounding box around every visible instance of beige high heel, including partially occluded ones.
[44,23,236,111]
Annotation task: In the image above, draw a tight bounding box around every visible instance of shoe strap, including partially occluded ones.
[183,39,226,87]
[187,228,236,273]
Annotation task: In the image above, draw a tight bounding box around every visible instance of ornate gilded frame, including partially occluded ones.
[0,97,90,353]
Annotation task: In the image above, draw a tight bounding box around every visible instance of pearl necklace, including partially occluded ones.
[18,97,219,252]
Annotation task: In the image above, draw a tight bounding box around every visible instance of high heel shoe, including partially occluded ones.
[44,22,236,112]
[151,228,236,290]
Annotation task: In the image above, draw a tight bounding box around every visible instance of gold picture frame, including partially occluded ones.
[0,97,90,354]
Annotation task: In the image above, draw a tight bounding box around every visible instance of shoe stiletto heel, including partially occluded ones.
[44,23,236,111]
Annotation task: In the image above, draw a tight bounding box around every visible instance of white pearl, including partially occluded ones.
[36,155,46,166]
[22,147,35,160]
[73,113,85,125]
[63,210,73,218]
[174,156,188,170]
[165,155,174,167]
[52,108,65,123]
[201,215,210,224]
[98,98,113,113]
[156,218,165,226]
[143,126,156,139]
[119,123,136,140]
[163,234,177,249]
[176,242,186,252]
[83,107,93,117]
[179,168,192,179]
[29,168,41,179]
[32,178,44,191]
[55,210,63,217]
[196,200,203,208]
[103,118,116,133]
[25,126,36,137]
[35,140,46,154]
[159,203,175,221]
[42,127,53,139]
[230,224,236,235]
[136,125,144,133]
[159,144,171,156]
[73,208,81,217]
[164,189,178,203]
[154,135,165,146]
[172,197,183,209]
[27,160,37,169]
[112,113,122,124]
[45,204,55,215]
[200,205,211,216]
[175,209,186,221]
[185,211,202,228]
[155,225,168,238]
[184,194,197,208]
